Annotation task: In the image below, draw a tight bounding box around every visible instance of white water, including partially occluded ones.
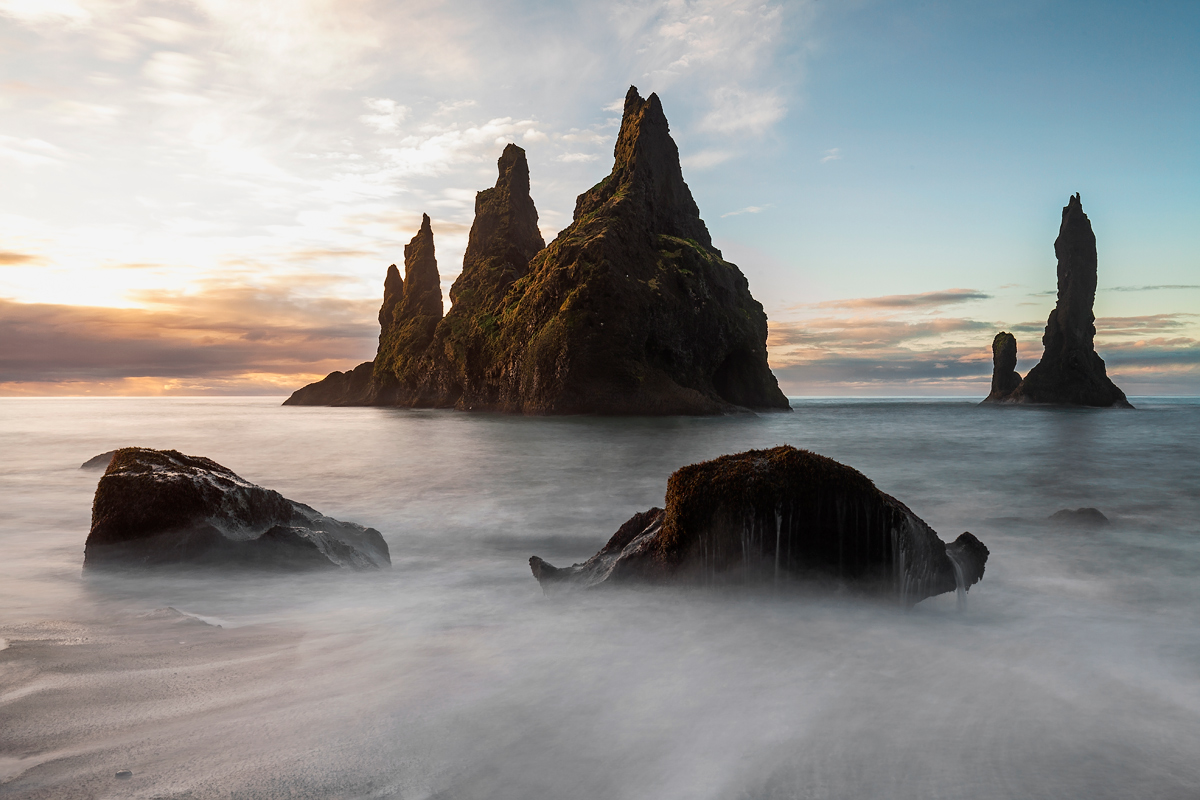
[2,397,1199,798]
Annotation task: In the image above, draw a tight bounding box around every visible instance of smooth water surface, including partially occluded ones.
[1,397,1199,799]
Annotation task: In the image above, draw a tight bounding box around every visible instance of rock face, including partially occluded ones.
[982,195,1132,407]
[529,446,988,607]
[984,332,1022,402]
[285,87,789,415]
[84,448,390,570]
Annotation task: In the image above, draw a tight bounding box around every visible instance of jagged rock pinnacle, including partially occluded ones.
[397,213,442,322]
[983,194,1132,408]
[573,85,715,252]
[379,264,402,330]
[451,144,545,306]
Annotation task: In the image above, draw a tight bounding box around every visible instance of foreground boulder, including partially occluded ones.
[84,448,390,570]
[982,195,1132,407]
[286,87,789,415]
[530,446,987,606]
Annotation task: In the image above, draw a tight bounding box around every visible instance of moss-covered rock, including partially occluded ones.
[285,87,788,415]
[529,446,988,606]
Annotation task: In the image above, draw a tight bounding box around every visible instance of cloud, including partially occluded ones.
[721,205,768,218]
[0,134,67,167]
[1108,285,1200,292]
[1095,313,1197,337]
[141,50,204,88]
[681,149,735,170]
[813,289,992,310]
[0,0,90,25]
[436,99,477,115]
[699,87,785,135]
[559,130,608,145]
[820,148,840,163]
[0,285,379,392]
[0,250,40,265]
[555,152,599,163]
[360,97,409,133]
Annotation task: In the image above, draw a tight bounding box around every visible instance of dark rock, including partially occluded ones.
[530,446,987,607]
[373,213,443,395]
[115,770,133,779]
[984,332,1021,402]
[283,361,374,406]
[379,263,403,328]
[84,447,390,570]
[983,195,1132,408]
[285,87,788,415]
[1048,507,1110,527]
[81,450,117,470]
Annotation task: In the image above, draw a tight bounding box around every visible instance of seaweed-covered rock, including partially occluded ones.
[285,87,788,415]
[983,195,1132,408]
[984,332,1021,402]
[530,446,987,606]
[84,447,390,570]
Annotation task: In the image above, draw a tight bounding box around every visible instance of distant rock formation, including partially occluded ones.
[80,450,117,471]
[1048,507,1110,528]
[984,332,1022,402]
[286,87,789,415]
[84,447,390,570]
[529,446,988,607]
[982,194,1132,408]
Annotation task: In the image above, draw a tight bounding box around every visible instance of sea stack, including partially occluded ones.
[984,332,1021,402]
[285,87,789,415]
[981,194,1132,408]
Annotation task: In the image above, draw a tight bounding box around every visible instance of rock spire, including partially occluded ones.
[984,331,1021,402]
[982,195,1132,408]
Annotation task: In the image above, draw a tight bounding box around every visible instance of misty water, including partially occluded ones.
[2,397,1200,799]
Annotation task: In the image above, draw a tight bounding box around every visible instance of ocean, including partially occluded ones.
[2,396,1199,799]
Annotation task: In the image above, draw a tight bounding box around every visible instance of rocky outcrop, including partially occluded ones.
[284,360,374,406]
[984,332,1022,402]
[529,446,988,607]
[80,450,117,471]
[84,447,390,570]
[285,87,789,415]
[982,195,1132,408]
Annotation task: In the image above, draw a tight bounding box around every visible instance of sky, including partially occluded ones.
[1,0,1197,397]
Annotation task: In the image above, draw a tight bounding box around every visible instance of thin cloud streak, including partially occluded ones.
[1108,285,1200,292]
[810,289,992,310]
[0,251,40,265]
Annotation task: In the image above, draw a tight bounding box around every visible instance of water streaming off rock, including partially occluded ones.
[2,397,1199,799]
